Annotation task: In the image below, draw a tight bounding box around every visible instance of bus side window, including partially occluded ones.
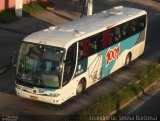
[138,15,146,31]
[128,22,132,36]
[123,23,130,37]
[131,20,136,33]
[139,22,145,30]
[121,25,126,39]
[128,20,139,36]
[102,31,111,48]
[115,27,121,42]
[121,23,129,39]
[78,39,89,59]
[89,34,102,53]
[83,39,89,56]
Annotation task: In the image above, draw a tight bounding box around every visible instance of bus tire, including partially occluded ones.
[125,53,131,66]
[76,79,86,95]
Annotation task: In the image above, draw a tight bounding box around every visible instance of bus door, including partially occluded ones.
[88,54,102,83]
[87,34,103,83]
[61,43,78,101]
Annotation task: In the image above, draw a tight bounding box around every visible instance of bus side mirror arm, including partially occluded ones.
[11,50,18,67]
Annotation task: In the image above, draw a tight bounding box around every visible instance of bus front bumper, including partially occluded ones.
[15,87,62,105]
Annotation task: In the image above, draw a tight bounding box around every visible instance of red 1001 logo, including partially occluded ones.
[106,44,120,65]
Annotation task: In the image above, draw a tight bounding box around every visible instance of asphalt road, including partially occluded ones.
[127,88,160,115]
[117,83,160,121]
[0,0,160,121]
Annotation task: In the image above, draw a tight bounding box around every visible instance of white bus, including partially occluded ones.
[15,6,147,105]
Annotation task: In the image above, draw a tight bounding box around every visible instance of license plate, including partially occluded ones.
[30,95,38,100]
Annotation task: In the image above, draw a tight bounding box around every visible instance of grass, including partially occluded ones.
[66,63,160,121]
[0,9,18,23]
[23,1,54,15]
[23,2,45,15]
[136,64,160,88]
[0,1,54,23]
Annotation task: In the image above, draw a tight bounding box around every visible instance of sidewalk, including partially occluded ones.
[33,0,81,25]
[0,0,81,67]
[0,0,81,34]
[33,8,80,25]
[127,0,160,10]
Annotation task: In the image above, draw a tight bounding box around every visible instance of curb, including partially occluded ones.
[109,77,160,116]
[0,26,30,35]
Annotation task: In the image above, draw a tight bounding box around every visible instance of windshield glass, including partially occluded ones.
[16,42,64,88]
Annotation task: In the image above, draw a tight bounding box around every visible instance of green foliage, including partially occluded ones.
[137,64,160,88]
[0,9,18,23]
[0,1,53,23]
[23,2,45,15]
[0,2,45,23]
[23,1,54,15]
[66,64,160,121]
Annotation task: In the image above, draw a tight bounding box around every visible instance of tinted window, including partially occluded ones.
[102,31,112,49]
[89,33,102,53]
[78,39,89,59]
[78,15,146,58]
[63,43,77,85]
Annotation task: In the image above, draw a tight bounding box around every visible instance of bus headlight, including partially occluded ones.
[50,93,60,97]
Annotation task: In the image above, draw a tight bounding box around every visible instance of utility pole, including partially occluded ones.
[80,0,93,17]
[15,0,23,17]
[87,0,93,16]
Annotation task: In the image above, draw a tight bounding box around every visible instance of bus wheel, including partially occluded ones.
[76,79,85,95]
[125,53,131,66]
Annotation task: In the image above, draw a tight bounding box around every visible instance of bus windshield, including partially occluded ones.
[16,43,64,88]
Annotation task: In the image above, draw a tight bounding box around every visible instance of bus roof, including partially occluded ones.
[23,6,147,48]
